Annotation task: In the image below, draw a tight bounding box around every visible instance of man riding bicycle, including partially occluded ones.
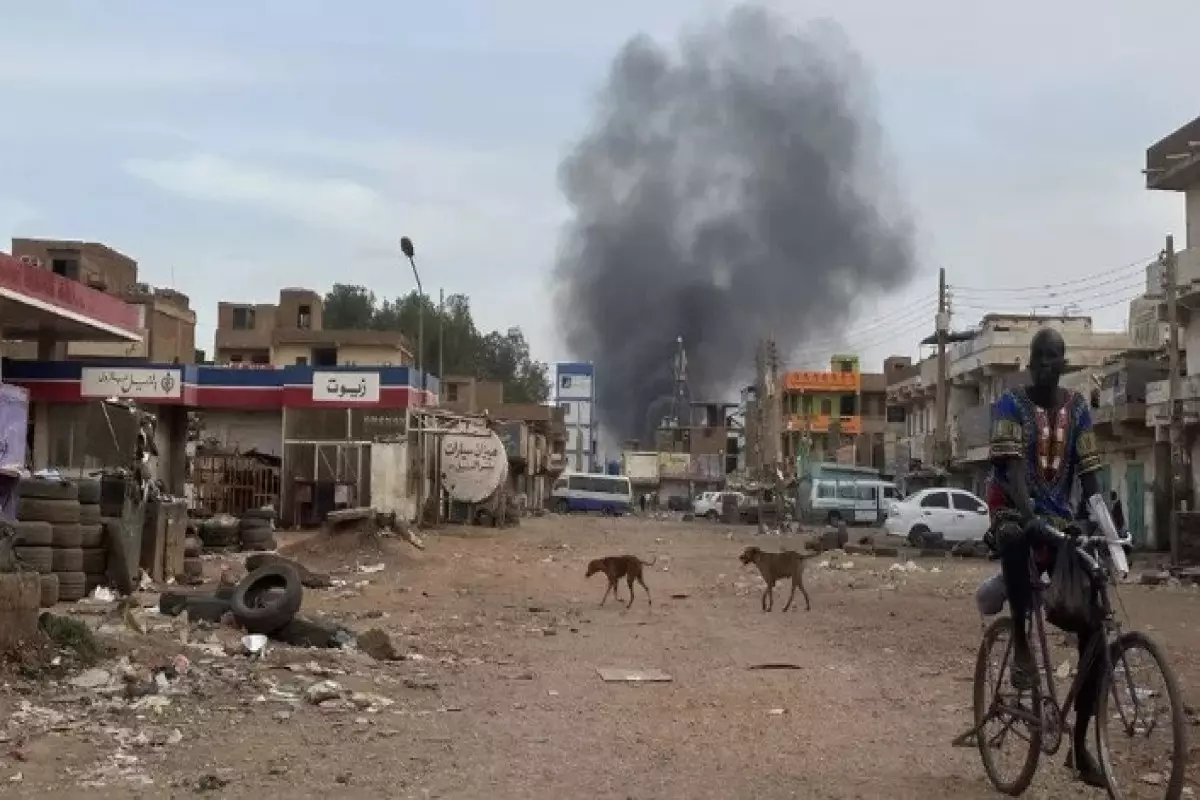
[983,327,1123,788]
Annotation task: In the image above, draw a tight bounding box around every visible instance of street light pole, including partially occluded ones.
[400,236,424,401]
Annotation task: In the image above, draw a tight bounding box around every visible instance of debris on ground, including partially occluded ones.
[357,627,404,661]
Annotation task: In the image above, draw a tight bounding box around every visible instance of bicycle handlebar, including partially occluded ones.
[1042,523,1132,579]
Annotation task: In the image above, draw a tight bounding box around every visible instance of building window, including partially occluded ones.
[560,375,572,390]
[232,307,256,330]
[297,305,312,330]
[295,356,308,366]
[820,398,833,415]
[251,353,269,365]
[839,396,856,416]
[229,354,244,364]
[886,405,906,423]
[446,383,459,402]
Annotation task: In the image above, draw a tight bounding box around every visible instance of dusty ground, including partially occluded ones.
[0,515,1196,799]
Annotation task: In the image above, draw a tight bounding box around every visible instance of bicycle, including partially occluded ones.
[956,521,1189,797]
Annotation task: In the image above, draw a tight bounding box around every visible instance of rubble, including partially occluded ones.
[357,627,404,661]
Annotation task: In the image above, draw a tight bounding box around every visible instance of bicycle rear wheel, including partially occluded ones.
[974,616,1043,795]
[1095,630,1188,799]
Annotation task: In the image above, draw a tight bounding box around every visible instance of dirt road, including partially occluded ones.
[1,515,1195,799]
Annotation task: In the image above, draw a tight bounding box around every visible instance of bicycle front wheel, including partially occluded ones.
[974,616,1043,795]
[1095,630,1188,799]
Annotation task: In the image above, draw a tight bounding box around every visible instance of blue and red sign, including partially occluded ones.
[2,360,439,410]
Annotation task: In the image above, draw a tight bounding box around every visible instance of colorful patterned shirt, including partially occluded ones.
[988,387,1101,523]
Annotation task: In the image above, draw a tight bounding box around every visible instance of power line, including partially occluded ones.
[787,302,936,356]
[948,253,1156,295]
[950,270,1148,304]
[953,275,1148,313]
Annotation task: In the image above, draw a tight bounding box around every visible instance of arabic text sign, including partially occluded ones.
[441,431,507,502]
[312,371,381,403]
[81,367,183,400]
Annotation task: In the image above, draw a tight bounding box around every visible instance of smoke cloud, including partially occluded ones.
[553,6,918,444]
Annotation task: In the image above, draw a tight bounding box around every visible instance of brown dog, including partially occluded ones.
[739,546,811,612]
[585,555,656,608]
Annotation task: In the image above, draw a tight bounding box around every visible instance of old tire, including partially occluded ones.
[14,546,53,573]
[182,556,204,579]
[241,508,275,522]
[199,519,240,548]
[184,536,202,558]
[18,497,80,524]
[230,564,303,634]
[52,548,83,573]
[81,548,107,574]
[78,503,102,525]
[39,574,59,607]
[75,479,101,505]
[159,592,230,623]
[78,524,104,549]
[908,525,930,548]
[17,478,77,502]
[12,521,53,547]
[52,524,82,549]
[54,572,86,602]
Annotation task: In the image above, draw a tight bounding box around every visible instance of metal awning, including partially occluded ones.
[0,254,142,343]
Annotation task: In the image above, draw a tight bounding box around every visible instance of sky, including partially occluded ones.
[0,0,1196,375]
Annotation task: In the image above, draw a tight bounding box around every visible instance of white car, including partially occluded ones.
[883,487,990,546]
[693,491,744,519]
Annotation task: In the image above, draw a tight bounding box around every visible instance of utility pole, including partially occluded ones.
[935,267,949,468]
[754,340,767,535]
[766,338,785,530]
[1165,235,1183,566]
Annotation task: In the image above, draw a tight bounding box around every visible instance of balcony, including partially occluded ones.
[783,370,860,392]
[784,414,862,435]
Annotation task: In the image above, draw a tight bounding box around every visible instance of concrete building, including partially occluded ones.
[778,355,891,473]
[554,362,597,472]
[214,288,410,368]
[5,239,196,364]
[887,314,1132,492]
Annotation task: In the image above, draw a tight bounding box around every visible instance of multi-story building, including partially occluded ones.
[4,238,196,364]
[777,355,891,472]
[214,288,410,368]
[554,361,597,472]
[887,314,1132,492]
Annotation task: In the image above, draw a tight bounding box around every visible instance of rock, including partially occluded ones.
[305,680,346,705]
[403,676,439,691]
[68,668,112,690]
[357,627,403,661]
[1140,571,1171,586]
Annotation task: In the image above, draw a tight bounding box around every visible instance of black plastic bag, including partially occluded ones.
[1044,546,1099,632]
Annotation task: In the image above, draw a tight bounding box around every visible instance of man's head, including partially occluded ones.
[1028,327,1066,390]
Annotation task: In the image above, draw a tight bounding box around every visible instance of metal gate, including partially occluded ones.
[1126,462,1146,547]
[282,441,371,528]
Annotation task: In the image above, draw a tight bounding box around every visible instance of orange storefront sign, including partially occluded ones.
[784,414,862,435]
[783,370,860,392]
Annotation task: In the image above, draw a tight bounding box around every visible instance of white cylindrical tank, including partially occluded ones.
[441,430,508,503]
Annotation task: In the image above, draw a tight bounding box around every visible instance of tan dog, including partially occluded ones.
[585,555,655,608]
[739,546,811,612]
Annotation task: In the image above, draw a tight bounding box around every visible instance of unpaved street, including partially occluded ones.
[1,515,1196,799]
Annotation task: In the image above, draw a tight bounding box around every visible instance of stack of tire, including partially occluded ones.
[77,479,108,595]
[12,478,86,604]
[197,515,240,551]
[239,509,277,552]
[181,528,204,584]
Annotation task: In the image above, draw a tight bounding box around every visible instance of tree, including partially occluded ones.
[320,284,550,403]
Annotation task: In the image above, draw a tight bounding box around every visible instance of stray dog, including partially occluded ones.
[585,555,656,608]
[739,546,811,612]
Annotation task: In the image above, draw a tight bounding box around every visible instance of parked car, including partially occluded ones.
[883,487,990,546]
[694,491,745,520]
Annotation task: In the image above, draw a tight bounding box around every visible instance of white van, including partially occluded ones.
[551,473,633,515]
[809,478,900,525]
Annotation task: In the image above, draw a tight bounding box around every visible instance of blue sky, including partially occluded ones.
[1,0,1195,371]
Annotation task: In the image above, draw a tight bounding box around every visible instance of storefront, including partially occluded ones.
[5,360,438,525]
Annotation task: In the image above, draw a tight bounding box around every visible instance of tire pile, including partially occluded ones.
[238,508,276,552]
[194,508,277,553]
[12,477,109,606]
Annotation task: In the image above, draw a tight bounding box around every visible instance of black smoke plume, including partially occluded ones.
[553,6,917,445]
